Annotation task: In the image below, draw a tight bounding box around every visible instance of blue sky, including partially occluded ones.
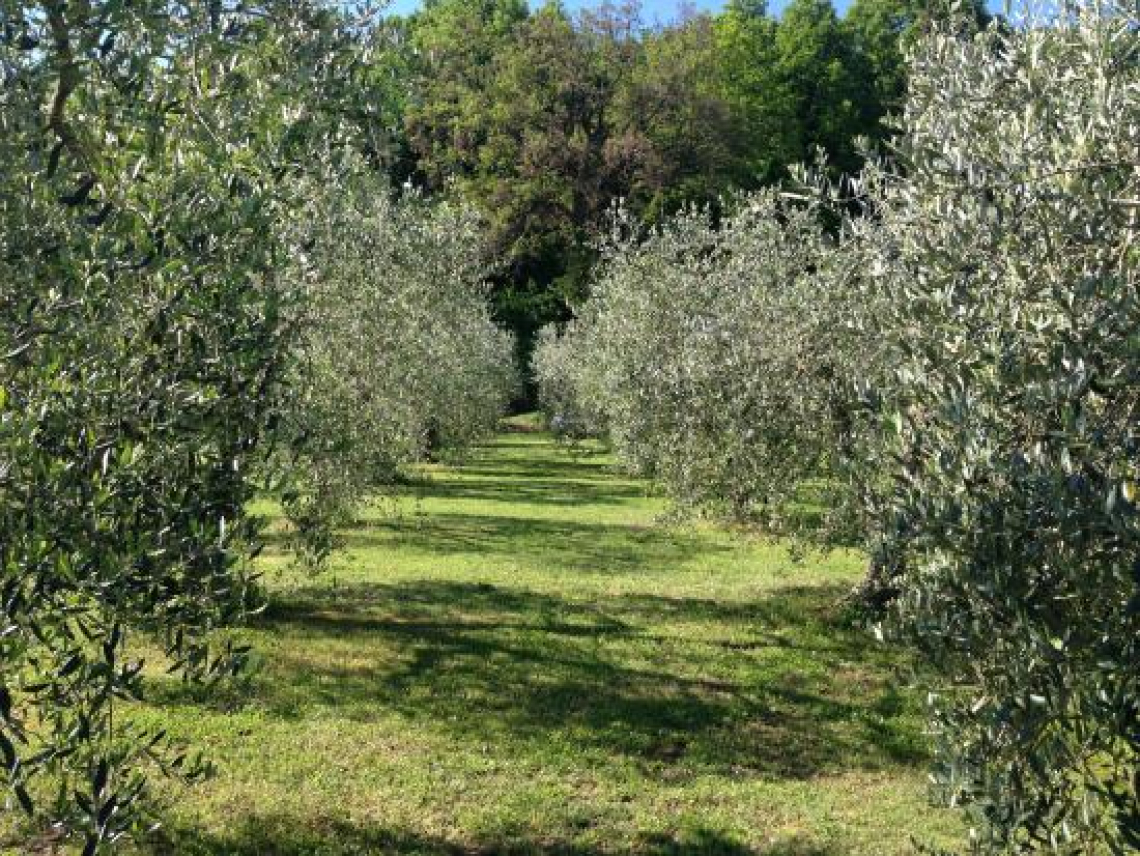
[381,1,859,21]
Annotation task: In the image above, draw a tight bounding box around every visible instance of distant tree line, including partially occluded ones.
[373,0,990,375]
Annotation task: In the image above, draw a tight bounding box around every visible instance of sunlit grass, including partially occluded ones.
[5,419,962,855]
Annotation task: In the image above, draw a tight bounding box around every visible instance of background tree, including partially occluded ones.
[773,0,865,174]
[612,13,739,221]
[472,3,616,329]
[397,0,933,403]
[844,0,991,140]
[712,0,799,187]
[404,0,529,187]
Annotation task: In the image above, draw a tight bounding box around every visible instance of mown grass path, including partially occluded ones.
[120,424,960,855]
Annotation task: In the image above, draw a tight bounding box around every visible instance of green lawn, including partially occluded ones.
[7,421,963,855]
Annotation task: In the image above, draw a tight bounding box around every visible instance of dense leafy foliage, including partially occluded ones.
[279,176,517,560]
[0,1,307,845]
[0,0,504,848]
[398,0,939,373]
[536,194,869,529]
[3,0,1134,851]
[853,5,1139,850]
[532,322,606,441]
[541,3,1138,851]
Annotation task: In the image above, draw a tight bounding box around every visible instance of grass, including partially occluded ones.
[4,418,963,855]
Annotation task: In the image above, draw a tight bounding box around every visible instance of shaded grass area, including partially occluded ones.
[208,578,923,778]
[3,422,960,855]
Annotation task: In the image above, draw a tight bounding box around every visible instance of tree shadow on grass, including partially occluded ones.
[444,460,621,481]
[156,580,925,781]
[265,514,730,576]
[427,434,622,482]
[415,477,649,509]
[399,443,644,509]
[146,813,839,855]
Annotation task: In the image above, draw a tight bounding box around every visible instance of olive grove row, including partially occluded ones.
[278,173,516,564]
[535,4,1138,852]
[0,1,513,849]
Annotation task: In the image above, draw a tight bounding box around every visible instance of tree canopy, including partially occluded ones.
[393,0,962,389]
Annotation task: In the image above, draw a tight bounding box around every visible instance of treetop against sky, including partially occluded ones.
[383,1,852,20]
[385,0,1007,21]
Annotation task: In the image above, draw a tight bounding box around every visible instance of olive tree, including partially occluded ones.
[532,322,607,440]
[547,4,1137,850]
[853,3,1139,850]
[549,193,872,529]
[279,176,517,557]
[0,0,379,848]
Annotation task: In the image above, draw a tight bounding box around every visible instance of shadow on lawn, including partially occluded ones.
[414,476,648,508]
[322,513,729,575]
[156,579,925,783]
[403,435,638,510]
[147,814,839,856]
[141,435,925,855]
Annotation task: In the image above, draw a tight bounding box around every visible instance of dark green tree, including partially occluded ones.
[404,0,529,187]
[712,0,798,185]
[407,1,623,387]
[844,0,992,137]
[613,13,739,220]
[400,0,912,391]
[774,0,866,174]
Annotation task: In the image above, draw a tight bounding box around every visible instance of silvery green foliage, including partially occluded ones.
[281,176,517,555]
[555,194,869,527]
[546,4,1137,849]
[0,0,379,847]
[532,322,607,440]
[855,3,1139,850]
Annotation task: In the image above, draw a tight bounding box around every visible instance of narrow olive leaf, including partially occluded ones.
[0,733,15,769]
[14,784,33,816]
